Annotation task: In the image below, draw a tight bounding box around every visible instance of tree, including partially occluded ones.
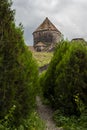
[0,0,38,127]
[42,40,87,116]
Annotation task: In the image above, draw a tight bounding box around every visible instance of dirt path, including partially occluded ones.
[36,96,63,130]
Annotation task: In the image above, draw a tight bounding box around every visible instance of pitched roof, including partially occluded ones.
[71,38,85,41]
[33,17,61,33]
[29,46,35,52]
[35,42,46,47]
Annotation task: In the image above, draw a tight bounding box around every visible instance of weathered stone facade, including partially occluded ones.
[33,17,62,51]
[34,42,46,52]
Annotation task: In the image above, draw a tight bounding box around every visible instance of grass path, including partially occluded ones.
[36,96,63,130]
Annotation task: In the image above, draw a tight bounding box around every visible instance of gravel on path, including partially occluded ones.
[36,96,63,130]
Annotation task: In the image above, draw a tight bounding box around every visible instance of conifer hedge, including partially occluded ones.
[0,0,38,127]
[42,40,87,116]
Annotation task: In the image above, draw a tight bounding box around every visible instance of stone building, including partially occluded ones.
[33,17,62,51]
[34,42,46,52]
[71,38,85,42]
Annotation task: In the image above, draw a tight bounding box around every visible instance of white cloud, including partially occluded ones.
[12,0,87,45]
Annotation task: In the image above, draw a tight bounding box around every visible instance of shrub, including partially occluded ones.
[0,0,38,127]
[53,109,87,130]
[42,40,87,116]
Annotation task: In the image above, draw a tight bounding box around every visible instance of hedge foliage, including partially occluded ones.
[42,40,87,116]
[0,0,38,127]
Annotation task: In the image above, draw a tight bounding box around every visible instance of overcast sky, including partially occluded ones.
[12,0,87,45]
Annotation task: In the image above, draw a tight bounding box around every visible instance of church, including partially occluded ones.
[33,17,62,52]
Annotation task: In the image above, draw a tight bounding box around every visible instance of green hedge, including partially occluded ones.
[42,40,87,116]
[0,0,38,128]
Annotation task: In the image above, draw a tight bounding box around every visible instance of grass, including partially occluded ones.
[33,52,53,67]
[0,111,46,130]
[23,111,46,130]
[53,109,87,130]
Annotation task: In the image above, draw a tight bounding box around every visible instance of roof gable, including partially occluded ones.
[35,42,46,47]
[33,17,61,33]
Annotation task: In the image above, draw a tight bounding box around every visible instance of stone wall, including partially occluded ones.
[33,30,61,46]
